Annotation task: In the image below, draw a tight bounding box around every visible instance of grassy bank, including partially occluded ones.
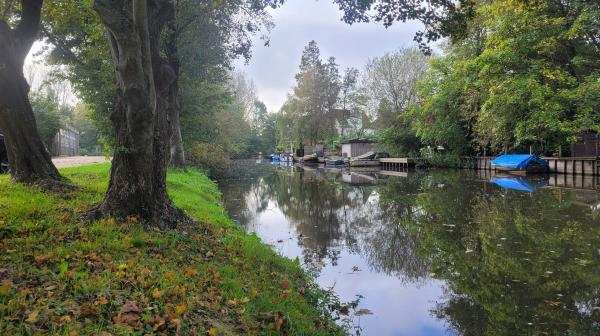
[0,164,346,335]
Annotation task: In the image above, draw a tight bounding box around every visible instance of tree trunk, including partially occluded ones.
[91,0,188,228]
[0,0,62,185]
[165,20,185,169]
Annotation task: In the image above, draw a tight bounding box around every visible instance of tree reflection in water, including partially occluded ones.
[220,161,600,335]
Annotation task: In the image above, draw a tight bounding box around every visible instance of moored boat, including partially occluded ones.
[325,158,345,166]
[490,154,549,175]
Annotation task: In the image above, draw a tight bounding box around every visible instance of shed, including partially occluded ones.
[341,139,373,159]
[50,125,80,157]
[571,129,599,157]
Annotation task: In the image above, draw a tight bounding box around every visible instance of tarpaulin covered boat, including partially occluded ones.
[491,154,549,174]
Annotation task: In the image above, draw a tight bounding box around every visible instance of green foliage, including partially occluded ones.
[188,143,232,179]
[0,164,347,335]
[374,126,421,157]
[418,147,460,168]
[30,92,62,147]
[412,0,600,155]
[277,41,342,146]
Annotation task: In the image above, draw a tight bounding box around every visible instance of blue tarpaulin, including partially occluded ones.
[490,154,549,170]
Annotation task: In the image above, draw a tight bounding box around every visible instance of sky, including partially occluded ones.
[233,0,424,112]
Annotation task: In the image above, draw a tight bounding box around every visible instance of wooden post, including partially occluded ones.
[558,145,562,158]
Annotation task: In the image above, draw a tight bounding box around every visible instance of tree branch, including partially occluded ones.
[13,0,43,59]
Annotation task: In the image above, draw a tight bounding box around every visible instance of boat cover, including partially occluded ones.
[490,154,548,170]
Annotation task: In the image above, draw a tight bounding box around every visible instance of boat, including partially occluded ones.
[270,154,280,162]
[300,153,318,163]
[325,158,345,166]
[490,154,549,175]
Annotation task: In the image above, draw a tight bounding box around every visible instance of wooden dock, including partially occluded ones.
[379,158,414,170]
[466,156,600,176]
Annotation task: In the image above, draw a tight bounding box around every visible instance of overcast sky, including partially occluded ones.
[234,0,424,112]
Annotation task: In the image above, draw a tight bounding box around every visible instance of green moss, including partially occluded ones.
[0,164,346,335]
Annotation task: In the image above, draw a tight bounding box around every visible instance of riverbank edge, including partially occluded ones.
[0,163,347,335]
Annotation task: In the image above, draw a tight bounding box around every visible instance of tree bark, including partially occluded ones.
[91,0,188,228]
[0,0,62,185]
[165,19,185,169]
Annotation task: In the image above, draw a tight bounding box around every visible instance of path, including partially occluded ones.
[52,156,110,169]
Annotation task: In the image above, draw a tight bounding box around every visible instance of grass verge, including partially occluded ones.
[0,163,347,335]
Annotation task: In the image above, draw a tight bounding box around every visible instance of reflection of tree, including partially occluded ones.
[357,174,432,284]
[414,171,600,335]
[223,163,600,335]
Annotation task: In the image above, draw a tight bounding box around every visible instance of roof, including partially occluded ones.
[490,154,549,170]
[340,139,374,144]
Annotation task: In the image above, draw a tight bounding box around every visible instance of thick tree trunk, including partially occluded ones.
[166,20,185,169]
[91,0,188,228]
[0,0,62,185]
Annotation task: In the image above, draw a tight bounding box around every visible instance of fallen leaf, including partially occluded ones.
[26,311,39,323]
[207,327,218,336]
[175,305,186,314]
[120,302,141,314]
[152,288,162,298]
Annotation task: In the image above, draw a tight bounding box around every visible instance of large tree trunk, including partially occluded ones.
[0,0,62,185]
[165,21,185,169]
[91,0,188,228]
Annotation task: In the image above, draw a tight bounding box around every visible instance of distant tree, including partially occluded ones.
[362,47,429,128]
[280,41,342,145]
[30,91,62,148]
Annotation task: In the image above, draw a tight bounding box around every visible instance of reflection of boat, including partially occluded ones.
[349,160,380,167]
[342,172,377,185]
[325,158,345,166]
[490,176,549,192]
[491,154,549,174]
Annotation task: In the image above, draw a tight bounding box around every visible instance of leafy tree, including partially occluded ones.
[279,41,342,146]
[30,90,62,148]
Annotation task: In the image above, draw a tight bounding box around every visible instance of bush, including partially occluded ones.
[375,126,421,157]
[188,143,231,179]
[419,147,461,168]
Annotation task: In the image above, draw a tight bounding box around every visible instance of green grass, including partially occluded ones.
[0,164,346,335]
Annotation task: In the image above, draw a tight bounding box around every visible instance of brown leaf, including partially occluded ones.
[81,303,100,318]
[26,311,39,323]
[278,279,290,290]
[120,302,141,314]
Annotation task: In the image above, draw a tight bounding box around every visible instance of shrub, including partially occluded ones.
[188,143,231,179]
[419,147,461,168]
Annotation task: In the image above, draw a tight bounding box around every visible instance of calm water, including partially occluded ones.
[219,161,600,335]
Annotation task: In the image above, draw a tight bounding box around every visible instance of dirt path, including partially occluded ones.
[52,156,110,169]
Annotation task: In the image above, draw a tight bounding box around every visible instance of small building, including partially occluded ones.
[303,145,324,156]
[50,125,79,157]
[571,129,599,157]
[341,139,374,159]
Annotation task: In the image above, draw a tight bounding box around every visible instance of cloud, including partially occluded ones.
[234,0,423,112]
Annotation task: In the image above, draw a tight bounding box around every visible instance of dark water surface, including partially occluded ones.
[218,160,600,335]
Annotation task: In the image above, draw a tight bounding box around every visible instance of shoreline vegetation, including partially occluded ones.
[0,163,348,335]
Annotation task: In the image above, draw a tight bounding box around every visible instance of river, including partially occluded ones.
[218,160,600,335]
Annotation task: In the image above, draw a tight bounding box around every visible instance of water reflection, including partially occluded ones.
[219,161,600,335]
